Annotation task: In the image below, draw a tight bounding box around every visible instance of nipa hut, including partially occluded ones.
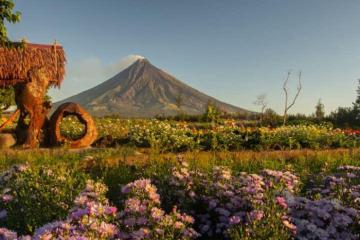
[0,42,66,88]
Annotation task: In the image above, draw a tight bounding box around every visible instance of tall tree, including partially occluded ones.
[262,108,281,127]
[315,99,325,120]
[353,79,360,121]
[282,71,302,125]
[354,79,360,107]
[0,0,21,115]
[204,101,221,125]
[0,0,21,45]
[329,79,360,128]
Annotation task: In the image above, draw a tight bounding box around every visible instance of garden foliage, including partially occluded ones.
[0,158,358,239]
[68,119,360,151]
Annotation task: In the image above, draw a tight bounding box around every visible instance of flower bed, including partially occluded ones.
[0,159,358,239]
[123,120,359,151]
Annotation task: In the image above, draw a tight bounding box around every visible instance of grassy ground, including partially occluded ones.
[0,147,359,238]
[1,147,359,201]
[2,147,359,169]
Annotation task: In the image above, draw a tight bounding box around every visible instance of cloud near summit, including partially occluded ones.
[50,55,144,101]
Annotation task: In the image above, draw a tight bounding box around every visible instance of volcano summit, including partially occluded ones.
[56,58,250,117]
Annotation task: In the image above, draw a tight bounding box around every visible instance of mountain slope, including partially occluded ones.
[55,58,250,117]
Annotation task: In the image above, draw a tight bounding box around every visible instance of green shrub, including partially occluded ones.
[0,164,87,234]
[128,120,197,152]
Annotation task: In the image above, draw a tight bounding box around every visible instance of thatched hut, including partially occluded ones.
[0,42,66,148]
[0,42,66,88]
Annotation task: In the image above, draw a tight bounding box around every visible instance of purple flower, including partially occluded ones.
[229,215,241,225]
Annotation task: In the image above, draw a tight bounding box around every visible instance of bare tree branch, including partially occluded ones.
[282,71,302,125]
[253,94,268,125]
[286,71,302,110]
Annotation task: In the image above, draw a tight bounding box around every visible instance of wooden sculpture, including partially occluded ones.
[0,42,97,148]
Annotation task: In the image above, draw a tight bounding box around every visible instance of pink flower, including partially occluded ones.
[249,210,264,221]
[276,196,288,209]
[282,219,297,234]
[150,207,164,220]
[181,215,195,224]
[1,194,13,203]
[174,221,185,229]
[0,228,18,239]
[105,206,117,215]
[125,198,141,212]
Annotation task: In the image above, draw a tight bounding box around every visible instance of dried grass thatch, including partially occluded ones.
[0,42,66,88]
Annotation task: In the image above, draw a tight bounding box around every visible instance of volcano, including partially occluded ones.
[55,58,250,117]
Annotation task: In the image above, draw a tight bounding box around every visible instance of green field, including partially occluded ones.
[0,144,359,239]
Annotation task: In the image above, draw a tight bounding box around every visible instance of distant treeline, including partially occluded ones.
[154,108,359,129]
[156,80,360,129]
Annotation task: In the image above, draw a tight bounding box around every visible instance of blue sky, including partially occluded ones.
[7,0,360,114]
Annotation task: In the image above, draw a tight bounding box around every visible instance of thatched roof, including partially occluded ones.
[0,42,66,88]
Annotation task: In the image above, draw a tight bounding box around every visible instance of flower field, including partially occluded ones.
[1,117,358,151]
[61,118,360,151]
[1,1,359,239]
[0,117,360,239]
[0,148,358,239]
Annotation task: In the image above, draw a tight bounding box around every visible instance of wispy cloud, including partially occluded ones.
[49,55,144,101]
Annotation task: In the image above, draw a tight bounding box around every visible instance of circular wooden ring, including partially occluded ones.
[49,102,97,148]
